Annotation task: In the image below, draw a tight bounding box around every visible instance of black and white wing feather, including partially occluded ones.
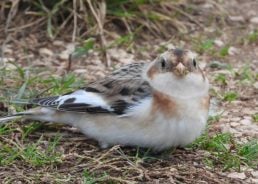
[31,63,152,115]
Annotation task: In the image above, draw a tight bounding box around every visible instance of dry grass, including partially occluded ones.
[0,0,227,66]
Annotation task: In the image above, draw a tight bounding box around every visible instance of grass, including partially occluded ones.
[192,37,232,58]
[193,39,215,54]
[82,169,112,184]
[82,169,101,184]
[0,127,62,166]
[253,114,258,123]
[236,65,256,83]
[0,63,84,103]
[1,0,191,39]
[246,31,258,44]
[73,38,95,58]
[214,73,227,85]
[223,91,238,102]
[219,46,229,57]
[190,132,258,171]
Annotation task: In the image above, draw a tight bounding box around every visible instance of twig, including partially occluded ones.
[72,0,78,42]
[1,0,20,68]
[6,17,45,32]
[87,0,111,67]
[168,5,204,29]
[5,0,20,33]
[67,54,72,73]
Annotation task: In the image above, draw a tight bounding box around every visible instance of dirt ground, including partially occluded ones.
[0,0,257,183]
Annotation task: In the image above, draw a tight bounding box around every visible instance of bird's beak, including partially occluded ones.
[174,63,187,77]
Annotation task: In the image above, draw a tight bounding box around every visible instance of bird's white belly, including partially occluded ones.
[71,110,208,150]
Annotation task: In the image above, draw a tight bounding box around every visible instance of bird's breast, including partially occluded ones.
[151,91,179,119]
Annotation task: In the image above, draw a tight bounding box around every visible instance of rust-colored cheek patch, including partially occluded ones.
[152,91,178,118]
[201,95,210,110]
[147,65,157,79]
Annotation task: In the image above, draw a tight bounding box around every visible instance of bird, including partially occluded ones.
[0,48,210,151]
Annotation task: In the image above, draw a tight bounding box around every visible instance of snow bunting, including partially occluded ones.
[0,48,210,151]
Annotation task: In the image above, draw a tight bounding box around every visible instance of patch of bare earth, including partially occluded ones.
[0,0,258,183]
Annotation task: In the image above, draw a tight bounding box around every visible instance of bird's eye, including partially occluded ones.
[193,59,197,68]
[161,57,166,69]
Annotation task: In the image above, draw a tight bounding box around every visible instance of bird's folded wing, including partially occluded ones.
[31,63,152,115]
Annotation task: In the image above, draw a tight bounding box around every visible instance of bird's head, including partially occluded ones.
[144,48,209,98]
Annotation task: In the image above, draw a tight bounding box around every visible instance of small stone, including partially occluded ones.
[166,43,176,50]
[250,17,258,24]
[227,172,246,180]
[39,48,53,57]
[214,39,224,47]
[231,117,241,122]
[53,40,65,46]
[229,16,245,22]
[59,52,69,60]
[193,162,199,166]
[66,43,76,52]
[170,167,177,172]
[228,47,238,56]
[230,122,239,128]
[252,171,258,178]
[240,119,252,125]
[74,69,87,74]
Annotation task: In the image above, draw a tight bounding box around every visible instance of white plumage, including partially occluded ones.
[0,48,210,151]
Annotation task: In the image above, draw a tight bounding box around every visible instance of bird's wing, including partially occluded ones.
[31,63,152,115]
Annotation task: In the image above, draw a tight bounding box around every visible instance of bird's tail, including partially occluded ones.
[0,112,33,125]
[0,107,73,126]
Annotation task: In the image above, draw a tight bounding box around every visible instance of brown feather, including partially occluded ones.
[152,91,178,118]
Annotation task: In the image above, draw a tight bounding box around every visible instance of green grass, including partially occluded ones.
[190,133,258,171]
[236,65,256,83]
[193,39,215,54]
[0,63,84,103]
[82,169,112,184]
[253,114,258,123]
[219,46,229,57]
[73,38,95,58]
[214,73,227,85]
[207,114,221,124]
[247,31,258,44]
[0,131,62,166]
[83,170,99,184]
[0,65,75,167]
[223,91,238,102]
